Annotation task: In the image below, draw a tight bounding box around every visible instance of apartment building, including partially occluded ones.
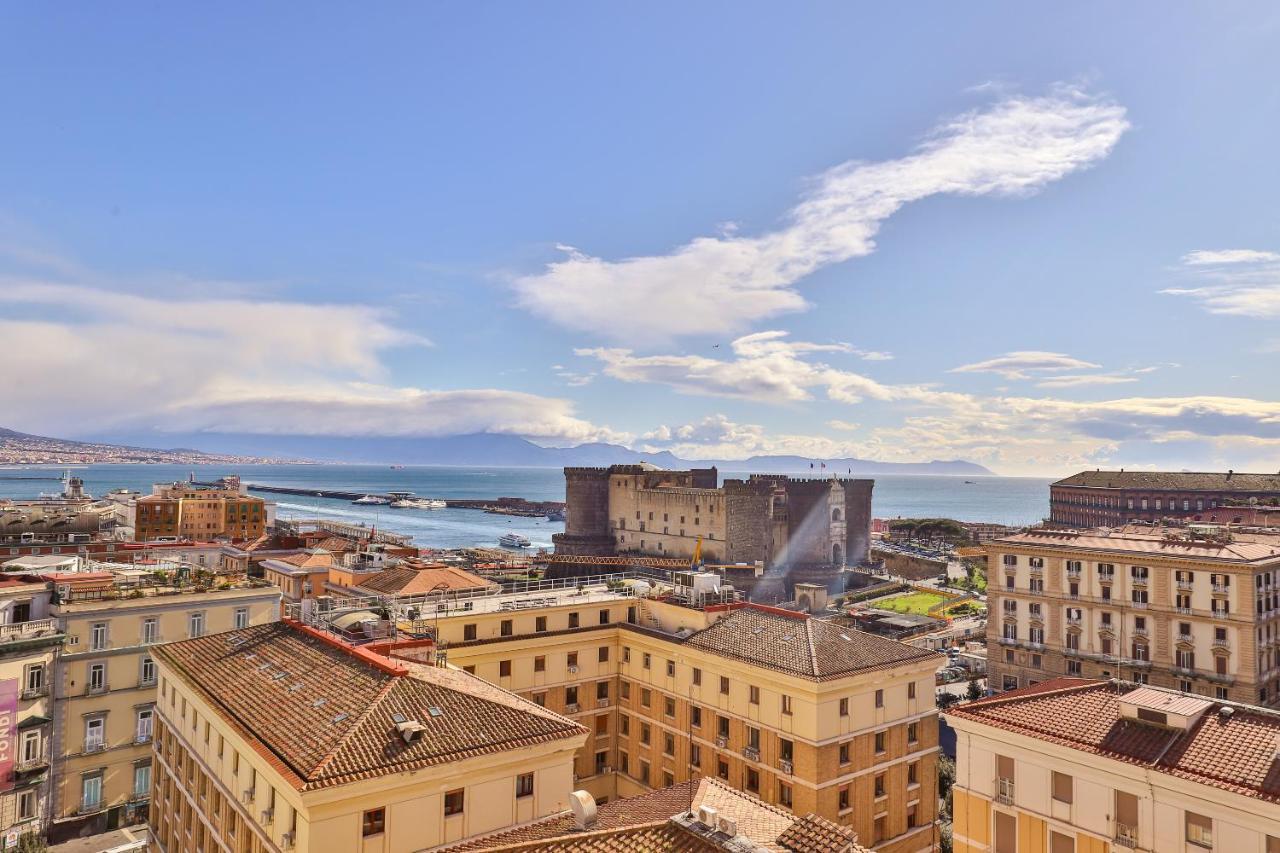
[48,566,280,840]
[383,584,940,852]
[149,621,587,853]
[0,578,63,846]
[134,480,266,543]
[945,678,1280,853]
[1050,469,1280,528]
[986,526,1280,706]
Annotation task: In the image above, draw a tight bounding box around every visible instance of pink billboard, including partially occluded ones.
[0,678,17,793]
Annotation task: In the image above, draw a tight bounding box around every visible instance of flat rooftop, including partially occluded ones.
[994,527,1280,564]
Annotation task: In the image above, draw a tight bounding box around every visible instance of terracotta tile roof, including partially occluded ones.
[775,813,863,853]
[684,606,938,681]
[473,822,721,852]
[443,782,700,851]
[947,678,1280,803]
[1054,470,1280,492]
[313,536,358,552]
[358,564,497,596]
[994,528,1280,564]
[154,622,585,791]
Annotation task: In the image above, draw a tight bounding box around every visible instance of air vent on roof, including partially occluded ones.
[428,706,444,717]
[332,712,348,724]
[272,672,287,681]
[311,698,327,708]
[257,662,272,672]
[244,653,257,661]
[840,633,852,641]
[782,634,795,642]
[396,719,428,743]
[391,712,407,724]
[288,683,304,693]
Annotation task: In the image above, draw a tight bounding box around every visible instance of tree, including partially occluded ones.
[966,675,982,701]
[937,692,960,710]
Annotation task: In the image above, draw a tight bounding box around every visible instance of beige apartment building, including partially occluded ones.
[0,578,63,846]
[135,480,266,543]
[149,621,587,853]
[986,525,1280,706]
[383,585,940,852]
[945,677,1280,853]
[48,566,280,840]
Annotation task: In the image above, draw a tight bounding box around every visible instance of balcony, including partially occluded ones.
[995,779,1015,806]
[564,703,580,714]
[0,619,59,643]
[1177,633,1194,644]
[20,685,48,700]
[1066,617,1082,627]
[84,741,106,754]
[597,698,610,708]
[1176,579,1193,591]
[1212,583,1230,594]
[1131,576,1149,588]
[1176,606,1193,615]
[1098,573,1115,583]
[742,746,760,762]
[85,682,110,696]
[1132,626,1149,637]
[1066,567,1082,579]
[1212,636,1230,650]
[777,759,793,775]
[1114,824,1138,848]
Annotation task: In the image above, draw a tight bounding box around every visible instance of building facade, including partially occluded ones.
[553,465,874,591]
[149,621,587,853]
[0,579,63,847]
[387,589,939,852]
[48,568,280,840]
[134,480,266,543]
[946,678,1280,853]
[985,526,1280,707]
[1050,470,1280,528]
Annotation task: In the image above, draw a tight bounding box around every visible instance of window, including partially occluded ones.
[596,681,609,700]
[620,681,630,700]
[691,705,702,728]
[136,708,154,743]
[516,772,534,798]
[88,662,106,692]
[781,694,792,715]
[567,652,578,668]
[908,761,919,785]
[664,697,675,717]
[692,667,701,686]
[745,768,759,793]
[362,807,386,836]
[599,609,610,625]
[640,723,651,745]
[23,663,43,695]
[720,676,729,695]
[90,622,108,651]
[141,656,156,686]
[20,730,40,765]
[598,646,609,663]
[1052,771,1073,803]
[444,790,465,816]
[17,789,35,821]
[565,686,578,706]
[142,618,158,644]
[749,685,760,704]
[839,698,849,716]
[499,660,512,677]
[464,623,477,641]
[595,715,608,735]
[500,619,513,636]
[1186,811,1212,848]
[620,714,629,735]
[664,733,675,756]
[188,611,205,638]
[643,653,651,669]
[82,774,103,810]
[875,688,883,708]
[779,782,792,808]
[641,688,651,707]
[666,659,675,677]
[874,731,885,753]
[534,656,546,673]
[838,786,850,811]
[874,773,885,797]
[133,763,151,796]
[569,612,580,629]
[234,608,249,630]
[907,722,918,743]
[908,682,916,700]
[535,616,547,633]
[839,742,850,764]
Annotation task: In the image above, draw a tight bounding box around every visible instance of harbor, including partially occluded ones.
[202,481,567,518]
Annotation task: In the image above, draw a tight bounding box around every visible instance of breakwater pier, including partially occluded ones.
[220,482,565,517]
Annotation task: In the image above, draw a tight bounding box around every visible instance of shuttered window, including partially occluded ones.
[1186,812,1212,848]
[1115,790,1139,828]
[996,754,1015,780]
[1050,832,1075,853]
[1051,771,1073,803]
[994,812,1017,853]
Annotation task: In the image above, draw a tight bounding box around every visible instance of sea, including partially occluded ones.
[0,464,1052,551]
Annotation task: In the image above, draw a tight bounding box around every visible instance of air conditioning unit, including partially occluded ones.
[261,807,274,824]
[597,698,610,708]
[567,665,579,674]
[241,788,255,804]
[565,703,580,713]
[697,805,719,827]
[281,831,296,848]
[717,816,738,836]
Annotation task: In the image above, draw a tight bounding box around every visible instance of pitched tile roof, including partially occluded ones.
[1054,470,1280,492]
[473,822,721,852]
[775,813,863,853]
[358,564,497,596]
[154,622,585,791]
[994,528,1280,564]
[947,678,1280,803]
[683,606,938,681]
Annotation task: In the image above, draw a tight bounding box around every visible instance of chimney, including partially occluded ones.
[569,790,597,830]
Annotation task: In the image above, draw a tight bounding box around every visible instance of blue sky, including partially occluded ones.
[3,4,1280,475]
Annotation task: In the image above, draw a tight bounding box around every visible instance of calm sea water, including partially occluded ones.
[0,464,1051,549]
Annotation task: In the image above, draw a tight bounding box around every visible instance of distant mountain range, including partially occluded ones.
[0,427,289,465]
[73,429,996,476]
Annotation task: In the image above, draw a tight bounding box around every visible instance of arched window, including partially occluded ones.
[832,542,844,565]
[831,507,842,522]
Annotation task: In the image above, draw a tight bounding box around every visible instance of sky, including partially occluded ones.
[2,4,1280,476]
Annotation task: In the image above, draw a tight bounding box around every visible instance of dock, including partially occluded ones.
[221,482,565,516]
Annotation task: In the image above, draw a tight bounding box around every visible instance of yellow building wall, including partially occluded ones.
[953,788,990,849]
[1018,812,1047,853]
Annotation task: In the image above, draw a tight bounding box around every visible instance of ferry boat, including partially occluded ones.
[390,498,446,509]
[499,533,531,548]
[352,494,390,505]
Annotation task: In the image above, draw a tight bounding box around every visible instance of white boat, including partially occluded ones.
[425,499,447,509]
[390,498,445,510]
[499,533,531,548]
[352,494,390,505]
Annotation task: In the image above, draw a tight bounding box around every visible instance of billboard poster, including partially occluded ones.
[0,678,17,793]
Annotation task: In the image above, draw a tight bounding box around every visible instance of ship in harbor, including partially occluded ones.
[390,497,447,509]
[352,494,391,505]
[499,532,531,548]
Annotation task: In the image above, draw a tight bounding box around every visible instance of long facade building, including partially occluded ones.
[135,480,267,543]
[385,589,940,852]
[946,678,1280,853]
[1050,469,1280,528]
[553,465,873,588]
[985,525,1280,706]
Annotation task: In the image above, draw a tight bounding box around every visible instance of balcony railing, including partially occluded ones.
[0,619,59,643]
[1176,579,1193,591]
[1131,576,1149,587]
[1066,617,1082,627]
[996,778,1015,806]
[85,682,110,696]
[742,746,760,762]
[1114,824,1138,848]
[84,741,106,754]
[1176,606,1193,615]
[778,759,793,775]
[1212,583,1230,594]
[1132,626,1149,637]
[1212,637,1230,650]
[20,685,48,700]
[1066,567,1082,578]
[1177,633,1194,644]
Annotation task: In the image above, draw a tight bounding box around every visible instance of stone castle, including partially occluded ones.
[552,464,872,595]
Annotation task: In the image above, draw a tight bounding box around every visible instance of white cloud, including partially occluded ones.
[514,85,1128,342]
[1034,373,1139,389]
[827,419,861,431]
[0,278,619,444]
[1180,249,1280,265]
[950,350,1101,380]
